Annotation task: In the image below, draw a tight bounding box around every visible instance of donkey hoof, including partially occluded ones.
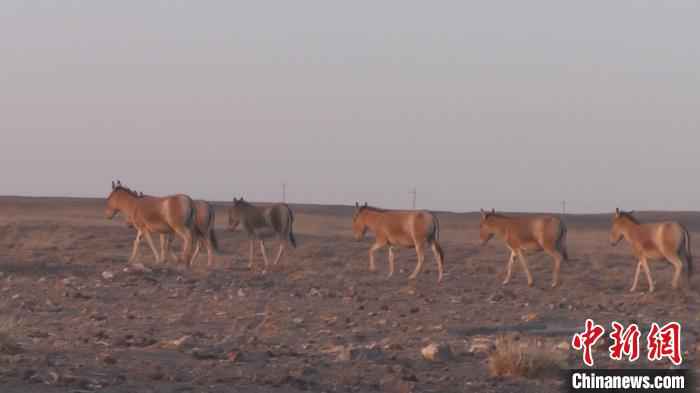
[502,280,510,286]
[551,282,559,288]
[527,281,534,288]
[408,275,418,280]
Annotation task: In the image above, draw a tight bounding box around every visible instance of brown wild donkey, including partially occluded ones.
[124,195,219,266]
[105,181,197,266]
[479,209,568,288]
[227,197,296,273]
[161,200,220,266]
[352,202,444,283]
[610,209,693,293]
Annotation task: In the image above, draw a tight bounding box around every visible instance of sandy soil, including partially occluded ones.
[0,196,698,392]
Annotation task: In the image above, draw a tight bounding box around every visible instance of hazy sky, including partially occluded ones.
[2,1,699,213]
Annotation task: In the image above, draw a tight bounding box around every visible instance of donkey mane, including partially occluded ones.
[114,185,143,198]
[618,211,640,224]
[359,205,387,213]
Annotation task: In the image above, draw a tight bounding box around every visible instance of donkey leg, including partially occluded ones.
[272,243,285,266]
[178,230,194,267]
[431,242,444,283]
[159,234,167,263]
[630,261,642,292]
[128,230,143,264]
[368,242,383,272]
[668,256,684,289]
[206,238,215,267]
[191,239,202,266]
[248,240,255,269]
[259,240,270,273]
[143,231,160,264]
[409,244,425,280]
[387,246,397,279]
[516,251,534,287]
[546,250,563,288]
[503,251,516,285]
[641,258,655,293]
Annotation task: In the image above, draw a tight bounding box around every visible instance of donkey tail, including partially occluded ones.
[428,212,440,243]
[287,205,297,248]
[684,225,693,278]
[558,220,569,261]
[208,206,221,254]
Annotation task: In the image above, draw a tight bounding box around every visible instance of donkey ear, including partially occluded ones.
[111,181,115,190]
[491,208,495,214]
[117,180,122,187]
[363,202,368,207]
[615,208,620,217]
[355,202,359,208]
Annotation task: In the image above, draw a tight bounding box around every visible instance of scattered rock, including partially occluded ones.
[123,263,152,274]
[160,335,194,350]
[237,288,246,297]
[101,271,115,280]
[522,312,538,322]
[488,293,504,303]
[467,337,494,355]
[421,343,453,362]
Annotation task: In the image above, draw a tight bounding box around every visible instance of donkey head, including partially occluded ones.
[105,179,124,219]
[479,208,497,245]
[228,197,245,231]
[610,208,635,246]
[352,201,369,240]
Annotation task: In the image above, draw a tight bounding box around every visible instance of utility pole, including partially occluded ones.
[282,182,287,203]
[410,187,417,209]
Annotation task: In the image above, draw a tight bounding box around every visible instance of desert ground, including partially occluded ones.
[0,196,698,393]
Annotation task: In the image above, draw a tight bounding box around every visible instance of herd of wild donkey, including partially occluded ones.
[105,180,693,294]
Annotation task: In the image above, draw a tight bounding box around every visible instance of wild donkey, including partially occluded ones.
[161,200,220,266]
[479,209,568,288]
[227,197,296,273]
[105,180,196,266]
[610,208,692,293]
[352,202,444,283]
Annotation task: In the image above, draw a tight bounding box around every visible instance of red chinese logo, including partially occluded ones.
[608,321,641,362]
[572,319,606,367]
[647,322,682,366]
[572,320,683,367]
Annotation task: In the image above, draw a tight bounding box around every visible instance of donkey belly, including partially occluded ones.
[253,226,277,239]
[146,222,174,234]
[519,240,543,253]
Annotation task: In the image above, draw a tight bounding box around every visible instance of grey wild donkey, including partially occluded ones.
[227,197,296,273]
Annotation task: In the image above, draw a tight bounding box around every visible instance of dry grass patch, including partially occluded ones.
[0,316,23,354]
[489,335,566,379]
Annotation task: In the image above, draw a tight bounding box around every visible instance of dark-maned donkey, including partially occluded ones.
[105,180,197,266]
[352,202,445,283]
[479,209,568,288]
[227,197,296,272]
[162,200,220,266]
[611,208,693,293]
